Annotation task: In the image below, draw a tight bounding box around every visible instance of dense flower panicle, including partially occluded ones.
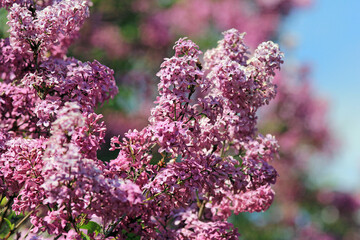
[0,137,46,212]
[78,112,107,159]
[106,30,282,238]
[7,0,90,58]
[237,135,279,189]
[64,0,351,238]
[210,184,275,220]
[34,99,60,127]
[109,128,155,185]
[252,41,284,76]
[40,103,144,236]
[150,38,203,124]
[0,129,8,153]
[150,120,191,155]
[41,144,144,235]
[70,0,312,135]
[0,38,32,82]
[45,102,106,160]
[46,102,86,143]
[197,29,284,148]
[173,208,240,239]
[0,0,56,10]
[142,154,249,217]
[205,30,284,109]
[14,57,118,115]
[1,0,117,132]
[0,82,42,137]
[65,59,118,108]
[173,37,203,58]
[30,57,118,110]
[0,1,120,238]
[242,134,279,163]
[204,29,249,68]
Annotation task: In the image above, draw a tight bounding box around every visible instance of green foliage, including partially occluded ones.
[0,8,9,38]
[157,0,178,9]
[121,229,142,240]
[0,218,12,238]
[79,221,102,235]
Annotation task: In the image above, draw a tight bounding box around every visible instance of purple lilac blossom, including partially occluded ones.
[109,28,283,238]
[0,0,284,237]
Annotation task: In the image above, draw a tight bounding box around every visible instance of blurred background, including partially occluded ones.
[280,0,360,192]
[2,0,359,239]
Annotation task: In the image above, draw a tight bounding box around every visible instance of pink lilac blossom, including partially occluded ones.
[109,28,283,238]
[34,99,60,127]
[48,59,115,106]
[7,0,90,58]
[0,82,41,137]
[0,38,32,82]
[173,207,240,239]
[39,103,144,237]
[1,0,117,127]
[24,57,118,110]
[0,0,32,9]
[0,0,283,238]
[0,137,46,212]
[0,0,56,10]
[0,0,122,239]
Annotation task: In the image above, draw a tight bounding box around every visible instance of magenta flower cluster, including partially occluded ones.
[0,0,283,239]
[108,29,282,240]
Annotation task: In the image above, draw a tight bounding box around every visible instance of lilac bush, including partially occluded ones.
[0,1,283,239]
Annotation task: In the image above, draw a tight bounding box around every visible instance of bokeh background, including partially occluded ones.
[281,0,360,192]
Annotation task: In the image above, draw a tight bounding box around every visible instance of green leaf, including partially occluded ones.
[81,232,91,240]
[0,218,12,238]
[79,221,102,234]
[126,232,141,240]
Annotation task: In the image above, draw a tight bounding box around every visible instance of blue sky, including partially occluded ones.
[282,0,360,191]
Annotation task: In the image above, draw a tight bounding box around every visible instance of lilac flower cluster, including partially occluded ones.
[0,0,283,238]
[0,0,117,133]
[7,0,90,58]
[108,29,283,238]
